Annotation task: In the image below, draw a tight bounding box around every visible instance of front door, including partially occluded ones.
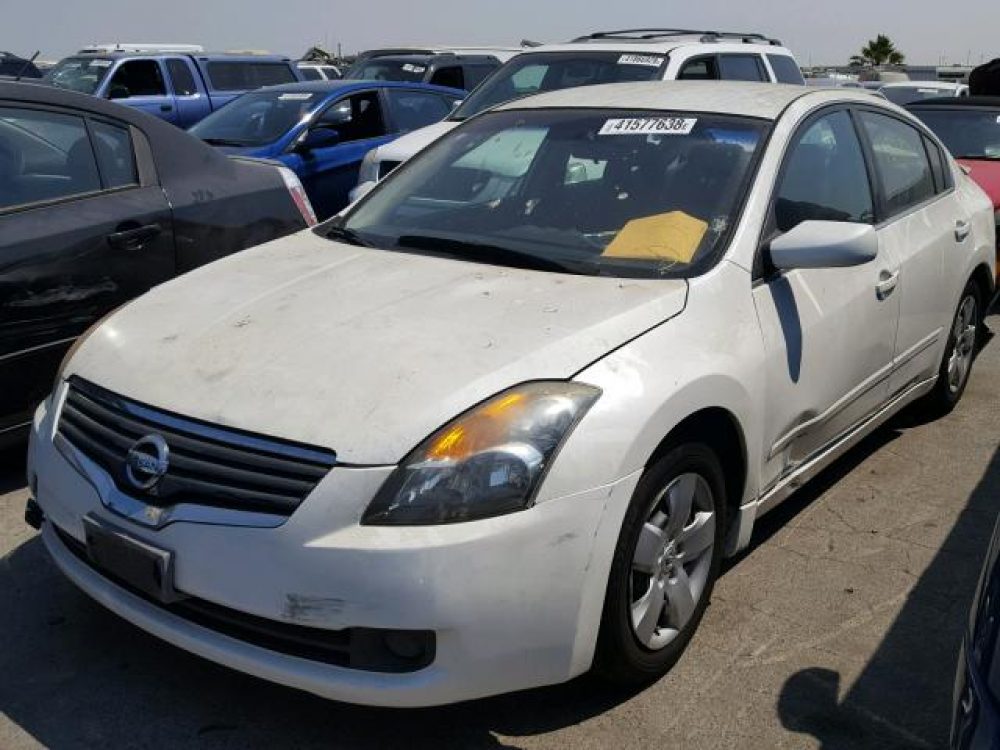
[752,108,901,490]
[105,59,178,124]
[0,106,175,435]
[284,90,394,219]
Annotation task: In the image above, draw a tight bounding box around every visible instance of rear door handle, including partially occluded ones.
[876,270,899,300]
[107,223,162,250]
[955,220,971,242]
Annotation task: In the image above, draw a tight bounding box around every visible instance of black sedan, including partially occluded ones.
[0,81,316,447]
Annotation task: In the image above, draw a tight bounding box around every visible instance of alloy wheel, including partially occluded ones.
[947,294,978,394]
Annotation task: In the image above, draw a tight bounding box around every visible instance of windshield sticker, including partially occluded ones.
[618,54,665,67]
[89,60,113,68]
[278,92,314,101]
[402,64,427,73]
[599,117,697,136]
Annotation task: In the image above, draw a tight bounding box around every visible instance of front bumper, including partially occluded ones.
[28,395,640,707]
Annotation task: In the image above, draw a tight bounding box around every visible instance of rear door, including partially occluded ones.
[855,109,954,396]
[0,105,175,434]
[283,89,394,218]
[104,59,179,123]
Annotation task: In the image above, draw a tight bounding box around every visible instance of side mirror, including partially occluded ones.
[296,126,340,151]
[769,221,878,270]
[107,85,130,100]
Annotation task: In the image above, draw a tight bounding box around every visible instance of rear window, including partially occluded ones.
[767,55,805,85]
[454,51,666,121]
[206,61,297,91]
[346,58,431,83]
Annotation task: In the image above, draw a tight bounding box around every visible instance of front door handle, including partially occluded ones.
[876,270,899,300]
[955,220,971,242]
[107,223,162,250]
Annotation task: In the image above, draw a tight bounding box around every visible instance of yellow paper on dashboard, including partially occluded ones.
[602,211,708,263]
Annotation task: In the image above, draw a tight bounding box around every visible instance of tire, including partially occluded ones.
[594,443,727,685]
[921,279,982,415]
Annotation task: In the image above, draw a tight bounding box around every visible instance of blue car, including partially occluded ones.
[190,80,463,219]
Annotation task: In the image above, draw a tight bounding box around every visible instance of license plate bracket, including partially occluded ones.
[83,514,183,603]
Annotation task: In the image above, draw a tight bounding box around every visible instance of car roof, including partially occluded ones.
[494,81,839,120]
[251,79,464,96]
[62,52,293,62]
[907,96,1000,108]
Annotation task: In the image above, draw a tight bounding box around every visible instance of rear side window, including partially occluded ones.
[678,57,718,80]
[858,111,936,218]
[298,67,322,81]
[385,89,451,132]
[429,66,465,90]
[206,61,297,91]
[167,58,198,95]
[90,120,138,189]
[0,107,101,210]
[775,110,875,232]
[767,55,805,85]
[107,60,167,97]
[923,135,951,193]
[718,55,767,82]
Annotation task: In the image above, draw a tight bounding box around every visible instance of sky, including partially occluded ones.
[3,0,997,67]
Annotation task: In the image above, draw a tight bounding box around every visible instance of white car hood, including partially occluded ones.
[66,232,688,464]
[375,120,460,163]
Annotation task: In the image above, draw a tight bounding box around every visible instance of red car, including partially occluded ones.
[909,97,1000,285]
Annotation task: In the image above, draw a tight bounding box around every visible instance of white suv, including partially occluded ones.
[351,29,805,200]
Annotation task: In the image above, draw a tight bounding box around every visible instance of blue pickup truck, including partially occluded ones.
[44,51,303,127]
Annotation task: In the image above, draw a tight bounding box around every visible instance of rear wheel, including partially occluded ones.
[594,443,726,685]
[922,279,982,414]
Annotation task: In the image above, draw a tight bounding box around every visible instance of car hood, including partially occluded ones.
[374,120,459,162]
[959,159,1000,209]
[65,232,688,464]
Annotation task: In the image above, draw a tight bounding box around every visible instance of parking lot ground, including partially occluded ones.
[1,311,998,750]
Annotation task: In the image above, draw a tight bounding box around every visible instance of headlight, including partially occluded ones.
[362,382,601,525]
[357,148,380,185]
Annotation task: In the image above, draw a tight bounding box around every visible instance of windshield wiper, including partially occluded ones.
[324,225,374,247]
[395,234,598,275]
[200,137,254,147]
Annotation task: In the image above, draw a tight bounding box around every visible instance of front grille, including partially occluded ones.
[378,160,402,180]
[53,524,435,673]
[58,377,336,517]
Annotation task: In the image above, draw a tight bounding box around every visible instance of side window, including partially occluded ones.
[923,135,951,193]
[429,66,465,90]
[298,67,322,81]
[90,120,138,189]
[320,92,386,143]
[767,55,805,85]
[677,57,718,81]
[718,55,767,82]
[858,111,936,218]
[385,90,451,132]
[0,107,101,210]
[463,64,497,90]
[107,60,167,98]
[775,110,875,233]
[166,58,198,95]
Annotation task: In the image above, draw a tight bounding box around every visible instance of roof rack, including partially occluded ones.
[572,29,783,46]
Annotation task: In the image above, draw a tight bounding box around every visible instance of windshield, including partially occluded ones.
[911,108,1000,159]
[337,108,767,278]
[346,58,429,82]
[452,51,667,121]
[189,90,321,147]
[45,57,113,95]
[881,86,957,106]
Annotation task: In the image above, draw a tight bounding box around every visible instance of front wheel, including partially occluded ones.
[594,443,726,685]
[922,279,982,415]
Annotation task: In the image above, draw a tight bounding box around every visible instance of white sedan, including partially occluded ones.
[27,82,996,707]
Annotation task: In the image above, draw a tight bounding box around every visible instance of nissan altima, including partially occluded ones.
[26,82,997,707]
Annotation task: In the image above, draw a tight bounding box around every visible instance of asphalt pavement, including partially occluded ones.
[1,311,998,749]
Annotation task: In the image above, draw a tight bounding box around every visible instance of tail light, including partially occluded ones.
[276,166,317,227]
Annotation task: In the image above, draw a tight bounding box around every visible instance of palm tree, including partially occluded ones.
[849,35,906,67]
